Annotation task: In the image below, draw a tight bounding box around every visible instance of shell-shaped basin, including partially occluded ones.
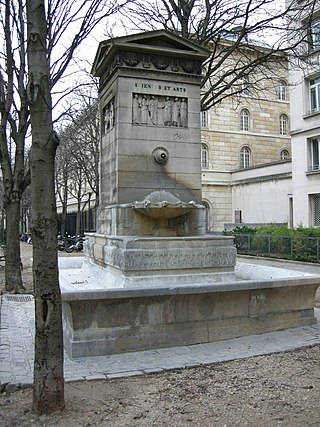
[134,205,193,219]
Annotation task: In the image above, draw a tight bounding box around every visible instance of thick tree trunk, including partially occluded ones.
[26,0,64,414]
[4,198,24,293]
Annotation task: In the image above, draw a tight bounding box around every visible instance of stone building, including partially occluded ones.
[201,45,291,232]
[288,0,320,227]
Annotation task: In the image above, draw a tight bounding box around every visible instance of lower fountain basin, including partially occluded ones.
[60,257,320,358]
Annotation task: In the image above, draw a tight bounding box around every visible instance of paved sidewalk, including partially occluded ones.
[1,299,320,392]
[1,256,320,391]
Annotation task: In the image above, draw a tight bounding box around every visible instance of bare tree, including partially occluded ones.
[56,87,100,236]
[26,0,64,412]
[25,0,124,414]
[55,127,73,236]
[56,129,88,236]
[66,92,100,207]
[0,0,122,294]
[20,186,32,234]
[122,0,318,110]
[0,0,30,293]
[0,178,4,239]
[69,161,87,235]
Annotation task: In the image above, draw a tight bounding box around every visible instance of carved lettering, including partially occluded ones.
[109,247,236,271]
[134,82,186,93]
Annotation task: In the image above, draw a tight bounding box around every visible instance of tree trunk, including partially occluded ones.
[4,198,24,293]
[26,0,64,414]
[61,201,67,236]
[76,203,81,236]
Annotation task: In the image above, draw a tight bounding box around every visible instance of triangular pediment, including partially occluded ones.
[114,30,206,53]
[92,30,209,77]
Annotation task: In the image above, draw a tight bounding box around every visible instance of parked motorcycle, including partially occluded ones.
[73,235,85,251]
[20,232,31,243]
[57,235,65,251]
[57,235,84,253]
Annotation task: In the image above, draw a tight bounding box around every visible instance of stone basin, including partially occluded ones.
[126,190,205,219]
[133,205,193,219]
[60,262,320,358]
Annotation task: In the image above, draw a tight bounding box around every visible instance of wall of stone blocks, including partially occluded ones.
[202,183,232,232]
[201,62,291,232]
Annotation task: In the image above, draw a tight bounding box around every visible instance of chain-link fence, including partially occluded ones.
[234,233,320,262]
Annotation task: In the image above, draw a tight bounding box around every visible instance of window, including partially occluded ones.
[200,111,208,128]
[310,137,320,171]
[240,146,251,168]
[240,109,250,131]
[310,19,320,50]
[311,194,320,226]
[278,80,287,101]
[310,76,320,113]
[280,149,290,160]
[279,114,289,135]
[201,144,209,168]
[240,76,249,95]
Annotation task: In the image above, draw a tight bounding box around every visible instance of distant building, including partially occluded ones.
[201,44,292,232]
[288,0,320,226]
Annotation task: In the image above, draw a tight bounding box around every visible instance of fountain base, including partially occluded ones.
[61,272,319,358]
[60,234,319,358]
[81,233,237,288]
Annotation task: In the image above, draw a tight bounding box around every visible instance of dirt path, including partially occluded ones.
[1,345,320,426]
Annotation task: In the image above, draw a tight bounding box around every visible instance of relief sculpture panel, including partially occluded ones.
[132,94,188,127]
[102,98,115,134]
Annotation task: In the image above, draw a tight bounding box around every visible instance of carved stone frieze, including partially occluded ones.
[121,51,142,66]
[99,50,202,87]
[104,246,236,271]
[132,93,188,127]
[180,59,201,74]
[150,55,171,70]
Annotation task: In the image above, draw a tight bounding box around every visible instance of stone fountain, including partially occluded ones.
[60,31,319,358]
[80,30,236,289]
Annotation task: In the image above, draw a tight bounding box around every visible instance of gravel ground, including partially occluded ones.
[1,345,320,426]
[0,243,320,426]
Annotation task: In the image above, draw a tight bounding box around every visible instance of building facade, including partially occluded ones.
[201,56,292,232]
[289,1,320,227]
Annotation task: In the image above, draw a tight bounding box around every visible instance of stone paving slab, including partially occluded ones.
[1,292,320,392]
